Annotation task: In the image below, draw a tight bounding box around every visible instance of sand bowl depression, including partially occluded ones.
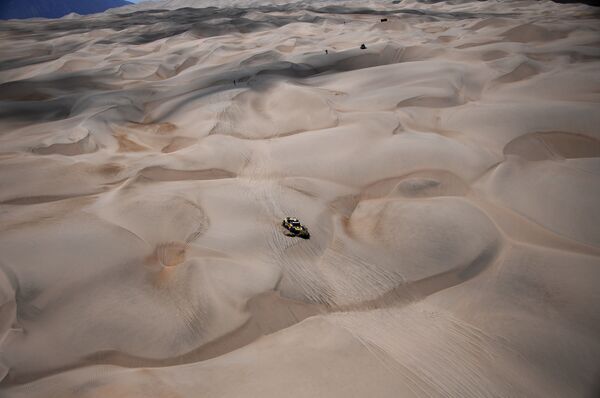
[0,0,599,397]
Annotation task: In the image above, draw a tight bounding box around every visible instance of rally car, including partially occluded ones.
[282,217,310,239]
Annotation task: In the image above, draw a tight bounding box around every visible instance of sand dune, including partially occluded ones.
[1,0,599,396]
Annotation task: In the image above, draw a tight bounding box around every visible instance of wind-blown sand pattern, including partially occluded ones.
[1,0,600,397]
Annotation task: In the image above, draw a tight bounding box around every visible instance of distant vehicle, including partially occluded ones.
[360,44,367,49]
[381,18,388,22]
[282,217,310,239]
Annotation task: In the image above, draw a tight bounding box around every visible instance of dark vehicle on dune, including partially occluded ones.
[282,217,310,239]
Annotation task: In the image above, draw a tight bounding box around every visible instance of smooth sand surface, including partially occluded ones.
[1,0,599,396]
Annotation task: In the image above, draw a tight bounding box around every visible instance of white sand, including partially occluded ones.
[1,0,599,396]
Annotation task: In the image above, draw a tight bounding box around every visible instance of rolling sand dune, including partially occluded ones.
[0,0,599,396]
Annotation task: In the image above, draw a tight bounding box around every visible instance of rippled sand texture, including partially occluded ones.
[1,0,600,397]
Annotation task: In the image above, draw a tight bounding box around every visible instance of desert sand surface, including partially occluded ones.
[1,0,600,396]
